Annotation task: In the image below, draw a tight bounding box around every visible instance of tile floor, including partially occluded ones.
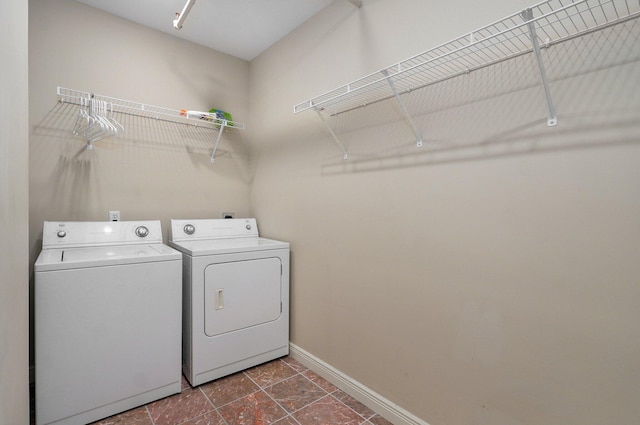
[74,356,394,425]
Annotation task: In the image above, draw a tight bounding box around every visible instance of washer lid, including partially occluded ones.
[169,237,288,256]
[34,244,181,272]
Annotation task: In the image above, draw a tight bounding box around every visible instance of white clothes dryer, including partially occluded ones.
[169,218,290,386]
[35,221,182,425]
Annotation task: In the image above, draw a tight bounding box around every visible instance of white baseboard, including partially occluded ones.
[288,343,429,425]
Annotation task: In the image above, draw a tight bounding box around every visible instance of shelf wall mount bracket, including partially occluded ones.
[210,122,227,163]
[316,109,349,160]
[381,69,424,148]
[522,7,558,127]
[315,109,349,160]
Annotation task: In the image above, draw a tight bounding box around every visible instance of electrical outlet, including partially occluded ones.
[109,211,120,221]
[222,212,235,219]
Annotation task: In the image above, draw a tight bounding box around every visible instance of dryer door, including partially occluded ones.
[204,257,282,337]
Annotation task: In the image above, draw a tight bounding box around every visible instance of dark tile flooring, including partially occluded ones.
[34,357,394,425]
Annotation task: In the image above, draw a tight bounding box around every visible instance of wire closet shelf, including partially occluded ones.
[293,0,640,117]
[58,86,245,163]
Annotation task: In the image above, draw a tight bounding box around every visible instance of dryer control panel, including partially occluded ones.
[170,218,259,241]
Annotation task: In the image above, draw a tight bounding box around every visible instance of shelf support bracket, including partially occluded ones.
[316,109,348,160]
[210,122,226,164]
[381,70,424,147]
[522,8,558,127]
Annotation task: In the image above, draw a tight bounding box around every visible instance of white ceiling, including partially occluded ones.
[75,0,335,61]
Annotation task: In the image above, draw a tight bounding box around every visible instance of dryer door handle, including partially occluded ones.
[215,289,224,310]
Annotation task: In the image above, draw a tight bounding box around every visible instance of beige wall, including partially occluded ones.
[0,0,30,423]
[249,1,640,424]
[29,0,252,241]
[21,0,640,424]
[28,0,252,373]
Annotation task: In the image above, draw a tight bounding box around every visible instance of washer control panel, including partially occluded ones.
[42,221,163,249]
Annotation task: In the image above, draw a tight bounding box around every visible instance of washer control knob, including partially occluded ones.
[135,226,149,238]
[183,224,195,235]
[57,230,67,238]
[246,224,252,231]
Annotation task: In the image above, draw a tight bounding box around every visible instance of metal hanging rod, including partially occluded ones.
[57,87,244,163]
[173,0,197,30]
[71,95,124,151]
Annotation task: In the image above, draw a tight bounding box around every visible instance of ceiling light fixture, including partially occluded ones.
[173,0,197,30]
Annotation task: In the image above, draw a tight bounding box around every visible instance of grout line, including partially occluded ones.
[146,357,373,425]
[242,369,267,389]
[329,391,376,423]
[144,405,155,425]
[329,391,369,425]
[244,359,335,425]
[196,385,230,425]
[270,379,376,424]
[274,392,330,424]
[273,358,374,424]
[259,386,302,425]
[242,365,297,423]
[218,388,264,410]
[278,360,377,425]
[299,368,339,396]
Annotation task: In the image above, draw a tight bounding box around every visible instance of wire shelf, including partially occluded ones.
[58,87,245,130]
[57,87,244,163]
[294,0,640,115]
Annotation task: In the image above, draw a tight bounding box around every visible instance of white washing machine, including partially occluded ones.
[169,218,289,386]
[34,221,182,425]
